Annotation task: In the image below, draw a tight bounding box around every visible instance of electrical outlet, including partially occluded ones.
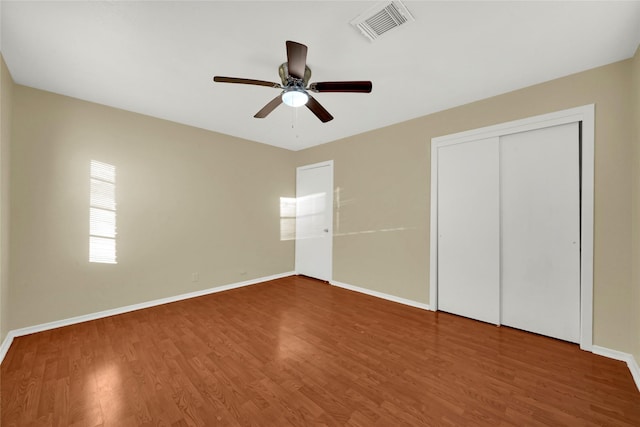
[191,272,199,282]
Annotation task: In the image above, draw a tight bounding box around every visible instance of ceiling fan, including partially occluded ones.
[213,41,372,123]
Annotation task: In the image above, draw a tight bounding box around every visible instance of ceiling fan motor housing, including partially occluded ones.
[279,63,312,87]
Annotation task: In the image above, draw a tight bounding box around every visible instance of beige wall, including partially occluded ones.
[4,50,639,358]
[0,54,13,343]
[9,86,295,330]
[297,58,635,353]
[631,45,640,363]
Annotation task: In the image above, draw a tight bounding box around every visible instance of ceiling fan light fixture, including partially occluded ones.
[282,89,309,108]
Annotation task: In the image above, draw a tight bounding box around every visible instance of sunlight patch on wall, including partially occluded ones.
[280,197,296,241]
[295,193,326,240]
[90,160,117,263]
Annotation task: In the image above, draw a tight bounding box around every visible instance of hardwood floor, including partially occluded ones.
[2,275,639,426]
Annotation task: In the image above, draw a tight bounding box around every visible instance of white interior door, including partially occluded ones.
[500,123,580,343]
[295,161,333,281]
[437,137,500,324]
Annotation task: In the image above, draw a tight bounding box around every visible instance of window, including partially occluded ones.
[90,160,117,263]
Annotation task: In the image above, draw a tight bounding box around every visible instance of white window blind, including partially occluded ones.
[90,160,117,263]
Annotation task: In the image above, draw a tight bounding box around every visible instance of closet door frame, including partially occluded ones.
[429,104,595,351]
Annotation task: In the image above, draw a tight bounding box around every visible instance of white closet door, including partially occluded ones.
[438,137,500,324]
[500,123,580,343]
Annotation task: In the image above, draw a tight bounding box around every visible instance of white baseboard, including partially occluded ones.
[0,271,295,364]
[0,331,13,365]
[330,280,430,311]
[592,345,640,392]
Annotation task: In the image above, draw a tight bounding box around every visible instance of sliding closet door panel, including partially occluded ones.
[500,123,580,343]
[438,138,500,324]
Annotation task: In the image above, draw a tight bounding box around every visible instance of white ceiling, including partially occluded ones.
[2,1,640,151]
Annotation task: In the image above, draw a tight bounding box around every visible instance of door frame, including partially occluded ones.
[295,160,334,281]
[429,104,595,351]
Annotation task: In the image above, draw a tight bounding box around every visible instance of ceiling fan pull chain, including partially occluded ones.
[292,103,298,129]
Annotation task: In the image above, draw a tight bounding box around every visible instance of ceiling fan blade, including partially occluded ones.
[306,95,333,123]
[254,95,283,118]
[286,41,308,80]
[309,81,372,93]
[214,76,281,88]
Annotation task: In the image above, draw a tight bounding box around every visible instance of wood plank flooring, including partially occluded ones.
[2,275,639,426]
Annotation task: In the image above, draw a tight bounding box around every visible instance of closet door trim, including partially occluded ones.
[429,104,594,351]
